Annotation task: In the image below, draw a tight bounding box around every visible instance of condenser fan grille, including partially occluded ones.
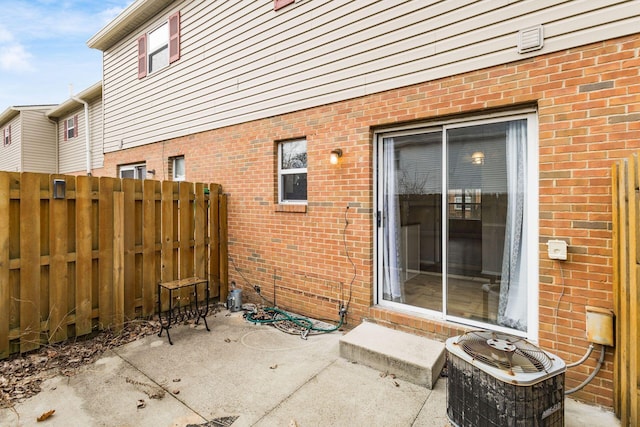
[456,330,553,374]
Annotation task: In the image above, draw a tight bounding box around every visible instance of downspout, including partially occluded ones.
[71,96,91,176]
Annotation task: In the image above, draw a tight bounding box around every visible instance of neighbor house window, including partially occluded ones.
[278,139,307,203]
[376,111,538,338]
[119,163,147,179]
[138,11,180,79]
[172,156,185,181]
[3,126,10,146]
[64,115,78,140]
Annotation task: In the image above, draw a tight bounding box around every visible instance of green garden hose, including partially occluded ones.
[244,306,344,339]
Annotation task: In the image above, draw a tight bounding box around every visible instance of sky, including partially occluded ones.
[0,0,132,108]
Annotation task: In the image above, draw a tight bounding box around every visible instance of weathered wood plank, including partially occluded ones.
[75,176,93,336]
[160,181,176,312]
[208,184,221,298]
[122,179,136,320]
[219,193,229,303]
[632,154,640,426]
[113,192,125,332]
[612,162,622,419]
[49,175,69,343]
[0,173,10,358]
[99,177,115,329]
[142,180,157,316]
[20,173,41,353]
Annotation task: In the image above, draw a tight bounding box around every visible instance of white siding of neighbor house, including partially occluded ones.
[20,110,56,173]
[58,107,86,174]
[101,0,640,153]
[0,115,22,172]
[58,98,103,174]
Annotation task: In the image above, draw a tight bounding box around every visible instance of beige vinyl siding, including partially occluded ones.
[89,97,104,170]
[0,115,21,172]
[21,110,56,173]
[101,0,640,152]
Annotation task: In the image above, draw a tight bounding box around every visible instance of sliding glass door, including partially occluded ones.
[376,113,537,335]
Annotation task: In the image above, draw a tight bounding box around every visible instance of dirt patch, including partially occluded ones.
[0,319,161,409]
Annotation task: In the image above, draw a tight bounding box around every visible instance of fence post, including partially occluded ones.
[75,175,93,336]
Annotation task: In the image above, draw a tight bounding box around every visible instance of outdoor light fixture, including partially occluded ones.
[330,148,343,165]
[471,151,485,165]
[53,179,66,199]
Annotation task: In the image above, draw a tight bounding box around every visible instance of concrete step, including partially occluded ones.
[339,321,445,389]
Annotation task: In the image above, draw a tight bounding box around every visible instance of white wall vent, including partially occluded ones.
[518,25,544,54]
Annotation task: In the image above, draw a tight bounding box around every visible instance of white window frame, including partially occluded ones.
[3,127,9,146]
[119,163,147,180]
[278,139,307,204]
[374,109,539,341]
[148,22,169,74]
[172,156,185,181]
[66,117,75,139]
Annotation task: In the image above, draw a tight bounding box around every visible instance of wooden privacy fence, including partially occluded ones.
[0,172,228,359]
[612,153,640,427]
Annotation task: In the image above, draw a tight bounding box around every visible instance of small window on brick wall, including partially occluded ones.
[278,139,307,203]
[171,156,185,181]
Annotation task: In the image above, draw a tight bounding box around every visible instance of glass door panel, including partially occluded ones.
[380,131,442,311]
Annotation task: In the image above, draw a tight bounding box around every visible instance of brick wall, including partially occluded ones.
[96,33,640,408]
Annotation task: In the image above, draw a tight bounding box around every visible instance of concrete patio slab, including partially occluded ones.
[0,311,620,427]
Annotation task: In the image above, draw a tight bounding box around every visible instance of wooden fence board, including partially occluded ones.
[612,162,622,419]
[195,183,206,282]
[220,193,229,302]
[75,176,93,335]
[209,184,220,298]
[20,173,41,353]
[142,180,157,316]
[113,192,125,332]
[99,177,115,329]
[49,175,69,343]
[0,173,9,358]
[160,181,176,312]
[122,179,136,320]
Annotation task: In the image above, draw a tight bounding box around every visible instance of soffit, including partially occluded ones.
[87,0,175,51]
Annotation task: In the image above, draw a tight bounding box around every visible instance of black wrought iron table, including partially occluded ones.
[157,277,210,344]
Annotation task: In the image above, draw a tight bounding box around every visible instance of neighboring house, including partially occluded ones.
[87,0,640,409]
[47,82,104,175]
[0,105,57,173]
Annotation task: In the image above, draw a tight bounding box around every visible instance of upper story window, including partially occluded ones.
[138,11,180,79]
[65,115,78,140]
[274,0,294,10]
[172,156,185,181]
[278,139,307,203]
[119,163,147,179]
[3,126,10,146]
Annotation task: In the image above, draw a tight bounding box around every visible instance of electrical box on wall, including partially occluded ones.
[547,239,567,260]
[586,306,615,347]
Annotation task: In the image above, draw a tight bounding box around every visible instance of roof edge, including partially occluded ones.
[87,0,174,51]
[47,81,103,118]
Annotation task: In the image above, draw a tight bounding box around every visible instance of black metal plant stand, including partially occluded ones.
[157,277,211,345]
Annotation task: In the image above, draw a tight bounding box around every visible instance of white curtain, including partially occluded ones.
[498,121,528,331]
[382,139,404,302]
